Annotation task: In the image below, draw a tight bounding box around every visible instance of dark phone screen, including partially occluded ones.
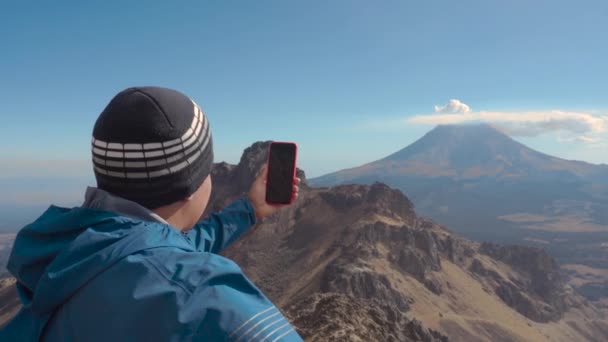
[266,143,297,204]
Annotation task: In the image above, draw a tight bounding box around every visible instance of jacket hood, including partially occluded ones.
[7,204,192,316]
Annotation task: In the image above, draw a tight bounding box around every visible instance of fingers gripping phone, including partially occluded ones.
[265,141,298,205]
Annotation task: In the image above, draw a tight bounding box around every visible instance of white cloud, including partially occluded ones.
[433,99,471,114]
[558,135,601,143]
[408,99,608,141]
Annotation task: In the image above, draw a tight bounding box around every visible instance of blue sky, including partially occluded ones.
[1,0,608,209]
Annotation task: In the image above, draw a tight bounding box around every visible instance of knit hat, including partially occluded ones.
[91,86,213,209]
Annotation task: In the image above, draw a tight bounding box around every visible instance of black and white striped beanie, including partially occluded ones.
[91,86,213,209]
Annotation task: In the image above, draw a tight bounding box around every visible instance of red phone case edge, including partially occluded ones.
[265,141,298,206]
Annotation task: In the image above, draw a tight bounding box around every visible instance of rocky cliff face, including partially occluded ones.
[476,243,574,322]
[288,292,447,342]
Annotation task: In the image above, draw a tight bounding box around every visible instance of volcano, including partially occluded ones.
[309,124,608,237]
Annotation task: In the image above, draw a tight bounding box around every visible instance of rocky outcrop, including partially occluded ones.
[320,260,412,311]
[438,235,474,266]
[478,243,569,322]
[320,182,417,226]
[346,221,444,294]
[494,280,546,322]
[287,292,448,342]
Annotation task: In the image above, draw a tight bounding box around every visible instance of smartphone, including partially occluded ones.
[265,141,298,205]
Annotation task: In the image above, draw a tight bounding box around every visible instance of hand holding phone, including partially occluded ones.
[247,141,300,220]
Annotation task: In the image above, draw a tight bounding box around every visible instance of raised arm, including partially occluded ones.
[186,197,257,253]
[185,163,301,254]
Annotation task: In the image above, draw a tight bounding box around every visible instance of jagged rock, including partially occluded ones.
[394,248,429,280]
[287,293,448,342]
[479,242,568,321]
[350,221,444,294]
[356,221,398,245]
[320,182,416,225]
[347,220,445,294]
[469,258,504,284]
[417,219,476,267]
[320,260,412,311]
[414,230,442,269]
[469,255,575,322]
[439,235,467,265]
[423,276,443,295]
[406,319,449,342]
[233,141,272,191]
[211,161,235,178]
[479,243,563,293]
[470,258,488,276]
[295,168,307,187]
[495,280,550,322]
[319,184,369,211]
[366,182,417,225]
[391,247,443,294]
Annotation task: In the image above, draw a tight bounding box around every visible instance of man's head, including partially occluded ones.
[92,86,213,229]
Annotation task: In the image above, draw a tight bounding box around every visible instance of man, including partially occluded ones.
[0,87,304,341]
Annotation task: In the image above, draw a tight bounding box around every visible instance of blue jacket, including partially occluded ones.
[0,188,303,342]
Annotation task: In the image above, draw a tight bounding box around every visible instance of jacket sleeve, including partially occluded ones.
[185,255,304,342]
[185,197,257,254]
